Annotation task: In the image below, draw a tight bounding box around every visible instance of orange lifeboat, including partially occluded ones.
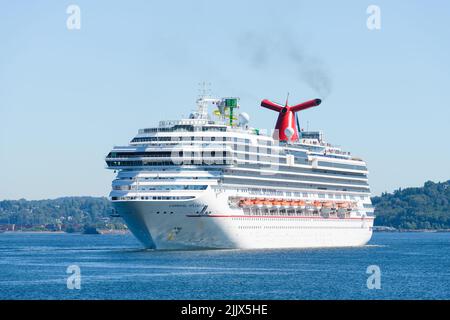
[313,201,323,209]
[337,202,349,215]
[321,201,333,215]
[337,202,350,209]
[291,200,300,207]
[305,201,315,214]
[285,200,294,207]
[280,199,290,208]
[254,198,264,207]
[242,198,253,206]
[322,201,333,208]
[273,199,282,207]
[263,198,273,207]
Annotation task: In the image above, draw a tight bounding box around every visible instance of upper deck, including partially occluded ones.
[106,95,368,174]
[132,118,356,162]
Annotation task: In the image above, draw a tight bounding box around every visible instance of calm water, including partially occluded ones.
[0,232,449,300]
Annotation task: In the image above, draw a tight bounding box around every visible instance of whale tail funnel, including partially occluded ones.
[261,97,321,141]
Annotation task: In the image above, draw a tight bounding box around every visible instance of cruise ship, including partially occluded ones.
[105,94,374,249]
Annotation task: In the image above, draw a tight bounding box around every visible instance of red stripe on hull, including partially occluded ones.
[186,214,374,220]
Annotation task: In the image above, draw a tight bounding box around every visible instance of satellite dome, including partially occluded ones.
[239,112,250,125]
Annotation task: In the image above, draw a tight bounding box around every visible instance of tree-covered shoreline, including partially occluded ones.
[0,197,121,232]
[372,180,450,230]
[1,180,449,232]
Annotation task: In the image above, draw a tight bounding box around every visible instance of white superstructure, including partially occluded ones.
[106,95,374,249]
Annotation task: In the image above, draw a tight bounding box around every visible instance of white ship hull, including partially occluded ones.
[114,191,374,250]
[106,94,375,250]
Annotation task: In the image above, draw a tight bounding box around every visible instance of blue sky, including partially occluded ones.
[1,0,449,199]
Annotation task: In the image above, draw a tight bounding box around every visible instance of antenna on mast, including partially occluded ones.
[198,81,211,98]
[195,81,212,119]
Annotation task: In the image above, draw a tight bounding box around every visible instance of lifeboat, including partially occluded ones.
[305,201,315,214]
[263,198,273,207]
[336,202,349,215]
[336,202,348,218]
[337,202,350,209]
[322,201,333,208]
[320,201,333,215]
[291,200,300,207]
[313,201,323,209]
[273,199,283,207]
[242,198,253,206]
[254,198,264,207]
[280,199,290,208]
[297,200,306,209]
[286,200,295,207]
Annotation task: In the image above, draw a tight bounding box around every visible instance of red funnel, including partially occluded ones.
[261,97,321,141]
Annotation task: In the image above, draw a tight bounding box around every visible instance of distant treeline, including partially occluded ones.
[0,197,121,232]
[1,180,449,231]
[372,180,450,230]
